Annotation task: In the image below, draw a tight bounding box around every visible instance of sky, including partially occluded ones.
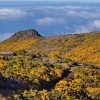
[0,1,100,41]
[1,0,100,2]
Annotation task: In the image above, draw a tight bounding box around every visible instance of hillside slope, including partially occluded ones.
[0,31,100,100]
[0,31,100,66]
[0,29,44,51]
[30,32,100,65]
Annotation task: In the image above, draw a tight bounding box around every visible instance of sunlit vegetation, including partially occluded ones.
[0,38,41,51]
[63,33,100,63]
[30,32,100,66]
[0,32,100,99]
[0,52,66,99]
[0,51,100,99]
[0,32,100,65]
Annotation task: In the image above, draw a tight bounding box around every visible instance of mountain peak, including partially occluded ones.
[9,29,41,40]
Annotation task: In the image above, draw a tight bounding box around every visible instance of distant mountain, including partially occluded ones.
[9,29,41,40]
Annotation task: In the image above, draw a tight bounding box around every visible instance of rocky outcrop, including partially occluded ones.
[9,29,41,40]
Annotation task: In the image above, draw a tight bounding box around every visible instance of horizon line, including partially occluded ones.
[0,0,100,2]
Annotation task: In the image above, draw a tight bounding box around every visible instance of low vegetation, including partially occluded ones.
[0,32,100,99]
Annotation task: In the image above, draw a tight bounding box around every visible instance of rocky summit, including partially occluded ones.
[9,29,41,40]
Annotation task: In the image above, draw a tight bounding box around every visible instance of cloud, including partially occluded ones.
[75,26,91,33]
[33,6,100,19]
[0,8,34,20]
[65,6,100,19]
[75,20,100,33]
[91,20,100,29]
[0,32,13,42]
[0,5,100,37]
[0,6,100,21]
[36,17,66,26]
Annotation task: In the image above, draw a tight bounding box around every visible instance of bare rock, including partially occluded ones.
[10,29,41,40]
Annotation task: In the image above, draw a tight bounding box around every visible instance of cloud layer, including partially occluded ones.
[0,8,33,20]
[1,6,100,21]
[0,2,100,41]
[36,17,66,26]
[75,20,100,33]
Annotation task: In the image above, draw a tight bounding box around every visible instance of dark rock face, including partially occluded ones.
[10,29,41,40]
